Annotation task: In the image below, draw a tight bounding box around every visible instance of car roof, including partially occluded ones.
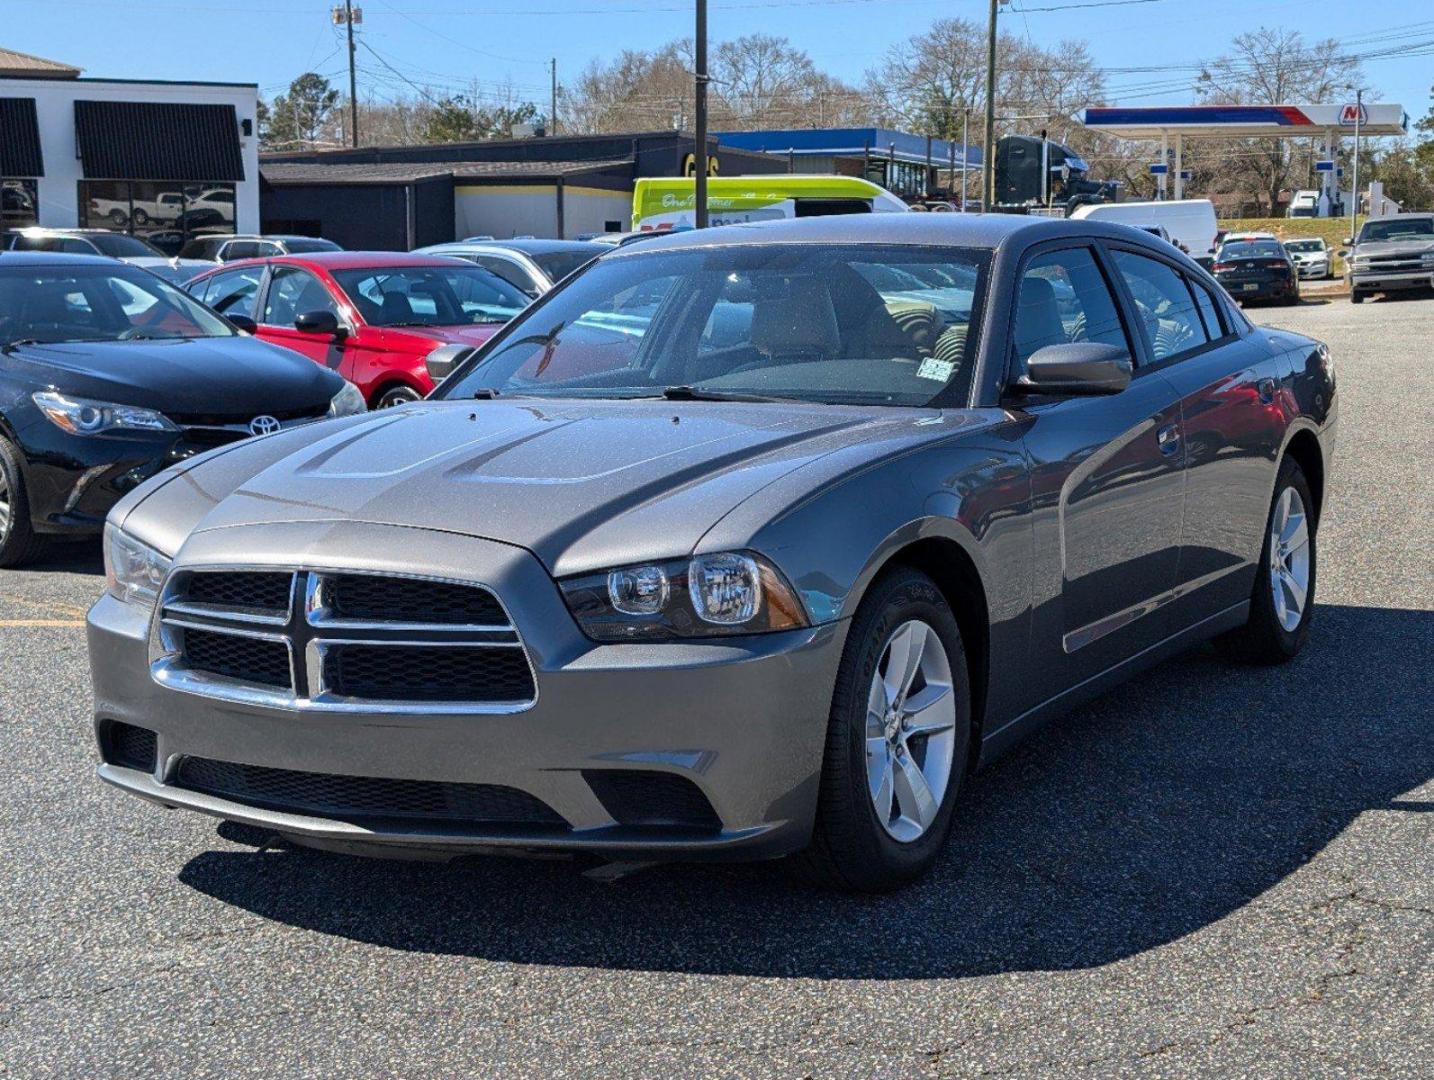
[208,250,469,272]
[0,250,138,267]
[604,212,1146,255]
[426,239,606,255]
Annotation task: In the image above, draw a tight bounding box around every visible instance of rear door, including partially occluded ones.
[1011,242,1187,690]
[1107,244,1284,627]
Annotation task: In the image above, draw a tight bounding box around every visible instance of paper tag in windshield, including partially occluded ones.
[917,357,956,382]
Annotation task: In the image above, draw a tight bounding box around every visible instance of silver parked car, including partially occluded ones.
[413,238,607,297]
[88,214,1337,890]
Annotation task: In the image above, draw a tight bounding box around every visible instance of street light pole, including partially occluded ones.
[1349,86,1362,242]
[982,0,1000,209]
[961,106,969,211]
[694,0,709,228]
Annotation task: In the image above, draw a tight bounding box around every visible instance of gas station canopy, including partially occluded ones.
[1075,104,1408,139]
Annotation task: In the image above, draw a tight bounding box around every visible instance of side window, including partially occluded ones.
[1190,278,1226,340]
[263,266,338,326]
[206,268,263,319]
[223,241,262,260]
[1013,247,1129,375]
[1110,249,1211,362]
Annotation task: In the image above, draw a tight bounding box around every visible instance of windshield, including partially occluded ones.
[531,247,603,283]
[435,243,987,408]
[88,233,165,259]
[1283,240,1323,253]
[1358,217,1434,243]
[1219,241,1285,261]
[333,265,529,327]
[0,264,235,345]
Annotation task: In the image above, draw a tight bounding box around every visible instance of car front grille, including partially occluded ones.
[174,757,565,827]
[152,570,535,712]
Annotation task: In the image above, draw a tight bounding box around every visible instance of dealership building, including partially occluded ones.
[258,131,785,248]
[0,47,259,252]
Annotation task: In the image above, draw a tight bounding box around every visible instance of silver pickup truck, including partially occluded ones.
[1343,213,1434,303]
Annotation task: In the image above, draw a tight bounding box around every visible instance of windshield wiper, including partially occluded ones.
[661,385,789,403]
[469,388,501,399]
[0,338,40,353]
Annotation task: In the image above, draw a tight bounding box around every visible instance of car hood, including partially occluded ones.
[1353,239,1434,258]
[12,336,341,418]
[181,398,986,575]
[404,323,507,349]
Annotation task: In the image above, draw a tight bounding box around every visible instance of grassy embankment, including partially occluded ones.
[1220,216,1355,277]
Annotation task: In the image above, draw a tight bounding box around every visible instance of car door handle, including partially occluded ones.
[1257,377,1276,404]
[1157,423,1182,456]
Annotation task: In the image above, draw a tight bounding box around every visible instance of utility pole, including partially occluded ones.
[961,106,970,211]
[550,58,558,135]
[336,1,360,148]
[694,0,709,227]
[981,0,1001,209]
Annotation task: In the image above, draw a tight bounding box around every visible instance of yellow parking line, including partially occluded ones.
[0,618,86,628]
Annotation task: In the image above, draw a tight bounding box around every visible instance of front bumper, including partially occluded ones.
[1348,269,1434,293]
[1294,260,1328,279]
[89,521,846,860]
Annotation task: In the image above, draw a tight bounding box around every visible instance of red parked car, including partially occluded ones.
[183,252,530,407]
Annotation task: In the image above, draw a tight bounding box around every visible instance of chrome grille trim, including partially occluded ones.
[150,567,537,714]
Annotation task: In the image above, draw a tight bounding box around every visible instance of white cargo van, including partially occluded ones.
[1069,199,1220,267]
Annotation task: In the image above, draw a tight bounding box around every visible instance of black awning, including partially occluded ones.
[74,100,245,182]
[0,98,44,176]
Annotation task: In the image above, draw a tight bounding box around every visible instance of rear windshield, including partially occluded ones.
[88,234,165,258]
[531,247,603,284]
[1358,218,1434,243]
[283,238,342,254]
[436,243,988,409]
[1219,241,1285,260]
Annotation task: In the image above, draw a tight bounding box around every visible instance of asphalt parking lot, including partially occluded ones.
[2,295,1430,1079]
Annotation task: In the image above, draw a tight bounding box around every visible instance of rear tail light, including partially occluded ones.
[1260,260,1289,270]
[1213,263,1234,272]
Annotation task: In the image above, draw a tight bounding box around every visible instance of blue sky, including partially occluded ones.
[7,0,1431,129]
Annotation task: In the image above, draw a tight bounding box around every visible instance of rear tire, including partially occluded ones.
[1350,291,1365,304]
[791,567,972,892]
[0,437,48,569]
[1215,456,1316,664]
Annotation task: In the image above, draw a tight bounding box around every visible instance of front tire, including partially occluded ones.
[1350,291,1365,304]
[0,437,47,568]
[1215,457,1316,664]
[793,567,971,891]
[375,385,421,409]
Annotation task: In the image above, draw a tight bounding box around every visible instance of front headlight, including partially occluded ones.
[32,391,177,436]
[103,523,171,609]
[560,551,808,642]
[326,380,367,418]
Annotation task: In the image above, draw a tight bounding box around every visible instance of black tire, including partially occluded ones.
[132,208,150,226]
[1350,291,1365,304]
[791,567,972,892]
[375,385,421,409]
[0,436,48,568]
[1215,456,1316,664]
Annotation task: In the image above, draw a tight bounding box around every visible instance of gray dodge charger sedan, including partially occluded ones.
[88,214,1337,890]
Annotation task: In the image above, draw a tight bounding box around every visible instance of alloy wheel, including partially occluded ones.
[0,470,10,541]
[378,387,421,408]
[1269,486,1311,632]
[864,619,958,843]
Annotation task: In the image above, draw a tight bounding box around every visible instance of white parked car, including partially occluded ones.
[1283,238,1331,279]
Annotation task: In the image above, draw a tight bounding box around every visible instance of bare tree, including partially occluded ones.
[1196,28,1362,213]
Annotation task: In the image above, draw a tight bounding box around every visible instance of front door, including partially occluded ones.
[258,265,347,372]
[1011,244,1187,691]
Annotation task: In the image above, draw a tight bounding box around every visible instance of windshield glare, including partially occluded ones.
[0,265,235,345]
[436,244,987,408]
[334,265,529,327]
[1358,217,1434,243]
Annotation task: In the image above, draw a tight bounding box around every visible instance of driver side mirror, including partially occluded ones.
[1010,342,1132,398]
[227,314,257,334]
[294,309,344,338]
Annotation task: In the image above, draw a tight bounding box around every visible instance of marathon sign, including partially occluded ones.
[1340,102,1369,127]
